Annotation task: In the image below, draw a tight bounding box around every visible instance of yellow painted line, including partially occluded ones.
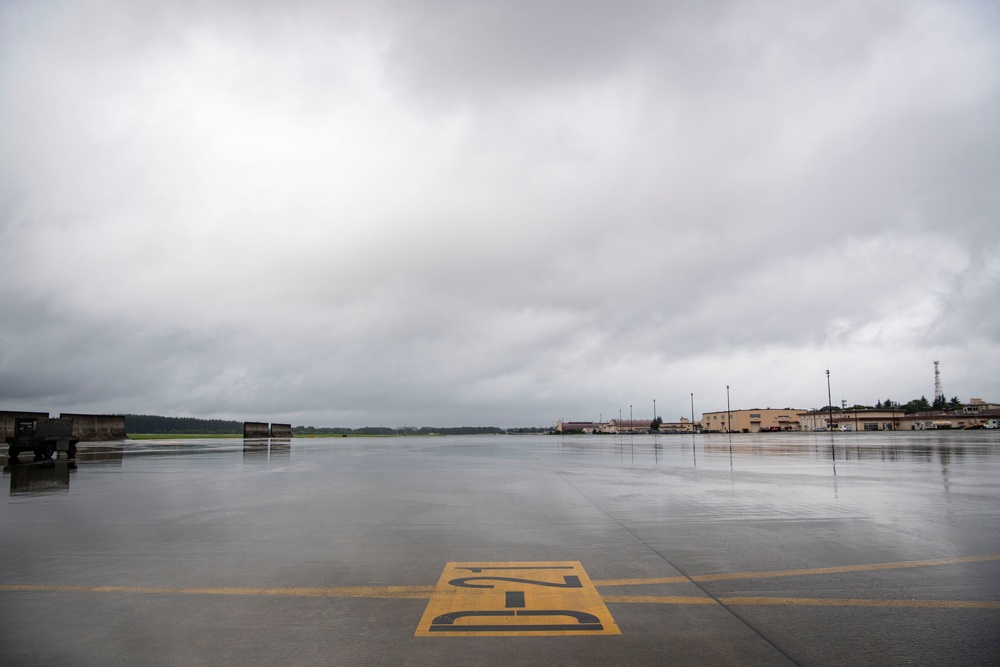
[0,584,434,599]
[720,597,1000,609]
[592,554,1000,588]
[4,554,998,610]
[6,583,993,610]
[415,561,620,637]
[603,595,717,605]
[594,576,689,587]
[603,595,1000,609]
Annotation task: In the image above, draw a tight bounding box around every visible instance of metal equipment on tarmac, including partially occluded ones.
[5,417,79,461]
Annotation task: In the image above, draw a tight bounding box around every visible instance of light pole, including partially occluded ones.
[726,385,731,434]
[690,393,694,432]
[826,370,834,432]
[630,404,633,432]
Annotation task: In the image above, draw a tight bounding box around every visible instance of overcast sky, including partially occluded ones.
[1,0,997,428]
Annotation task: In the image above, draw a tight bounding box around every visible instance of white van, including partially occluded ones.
[985,419,999,429]
[839,424,853,431]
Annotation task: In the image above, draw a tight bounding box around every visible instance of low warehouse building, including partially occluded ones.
[701,408,805,433]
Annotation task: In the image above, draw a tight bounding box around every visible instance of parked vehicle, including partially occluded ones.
[5,417,79,460]
[985,419,999,430]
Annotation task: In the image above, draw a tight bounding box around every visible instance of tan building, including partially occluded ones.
[897,410,998,430]
[659,417,699,433]
[606,419,655,433]
[963,398,1000,414]
[801,404,999,431]
[701,408,805,433]
[799,409,902,431]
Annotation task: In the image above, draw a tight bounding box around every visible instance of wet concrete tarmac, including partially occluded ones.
[1,432,998,665]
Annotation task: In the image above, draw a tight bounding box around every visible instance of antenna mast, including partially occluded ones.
[933,361,944,404]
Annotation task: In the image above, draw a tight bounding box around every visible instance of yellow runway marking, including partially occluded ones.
[0,584,434,599]
[719,597,1000,609]
[415,561,620,636]
[3,554,998,612]
[3,584,996,610]
[603,595,1000,609]
[592,554,1000,587]
[603,595,717,605]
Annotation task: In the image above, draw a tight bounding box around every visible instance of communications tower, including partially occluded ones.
[934,361,944,404]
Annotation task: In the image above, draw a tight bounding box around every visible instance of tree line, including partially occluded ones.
[123,416,529,435]
[293,425,509,436]
[831,396,965,414]
[124,414,244,434]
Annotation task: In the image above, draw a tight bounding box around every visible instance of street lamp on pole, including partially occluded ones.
[726,385,731,434]
[826,370,834,432]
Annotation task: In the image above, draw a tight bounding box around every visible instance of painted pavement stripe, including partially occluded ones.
[3,584,996,609]
[591,554,1000,587]
[3,553,998,608]
[0,584,434,599]
[603,595,1000,608]
[414,561,620,636]
[719,597,1000,609]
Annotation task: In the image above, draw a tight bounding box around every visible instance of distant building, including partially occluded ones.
[555,421,603,433]
[606,419,655,433]
[800,401,1000,431]
[896,410,997,430]
[963,398,1000,414]
[658,417,699,433]
[701,408,805,433]
[799,408,901,431]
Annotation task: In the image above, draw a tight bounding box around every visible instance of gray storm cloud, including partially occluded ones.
[1,0,997,426]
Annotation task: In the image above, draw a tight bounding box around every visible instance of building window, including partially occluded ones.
[750,413,761,419]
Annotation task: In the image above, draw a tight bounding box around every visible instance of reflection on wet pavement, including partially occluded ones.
[0,431,997,666]
[5,459,75,495]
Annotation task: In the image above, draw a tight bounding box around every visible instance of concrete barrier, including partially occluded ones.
[243,422,270,438]
[0,411,50,439]
[270,423,292,438]
[58,413,127,441]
